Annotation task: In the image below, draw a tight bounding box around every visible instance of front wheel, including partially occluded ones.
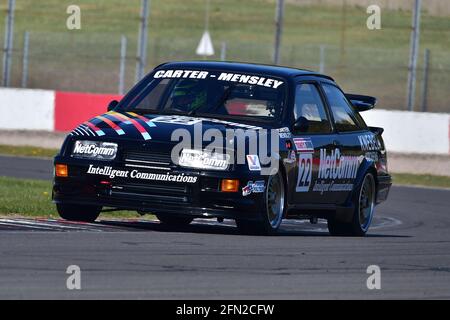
[56,203,101,222]
[236,170,286,235]
[328,172,376,236]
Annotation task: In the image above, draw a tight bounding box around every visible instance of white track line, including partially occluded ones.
[0,219,102,231]
[0,221,57,231]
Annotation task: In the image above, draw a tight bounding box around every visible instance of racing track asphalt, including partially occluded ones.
[0,154,449,299]
[0,155,53,180]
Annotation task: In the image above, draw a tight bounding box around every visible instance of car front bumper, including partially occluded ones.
[52,157,266,221]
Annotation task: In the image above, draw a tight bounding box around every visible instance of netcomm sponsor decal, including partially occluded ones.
[86,165,198,183]
[313,148,360,195]
[74,143,115,157]
[72,141,117,160]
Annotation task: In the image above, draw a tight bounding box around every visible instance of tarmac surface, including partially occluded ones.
[0,155,449,299]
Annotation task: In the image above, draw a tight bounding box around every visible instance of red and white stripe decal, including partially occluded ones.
[84,121,105,136]
[94,115,125,135]
[127,112,156,127]
[107,111,152,140]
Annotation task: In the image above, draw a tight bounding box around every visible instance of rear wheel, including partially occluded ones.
[156,214,193,226]
[56,203,101,222]
[328,172,376,236]
[236,170,286,235]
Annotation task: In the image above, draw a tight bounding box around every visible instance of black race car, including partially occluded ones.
[53,61,391,236]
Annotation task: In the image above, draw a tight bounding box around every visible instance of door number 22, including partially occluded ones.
[296,153,312,192]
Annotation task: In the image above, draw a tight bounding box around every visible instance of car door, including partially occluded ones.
[289,82,335,205]
[320,82,368,205]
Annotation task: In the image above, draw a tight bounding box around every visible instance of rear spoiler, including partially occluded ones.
[345,94,376,112]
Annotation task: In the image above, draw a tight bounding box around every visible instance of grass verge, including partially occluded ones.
[0,174,449,218]
[0,145,59,158]
[392,173,450,189]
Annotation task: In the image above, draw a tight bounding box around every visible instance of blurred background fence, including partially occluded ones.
[1,0,449,113]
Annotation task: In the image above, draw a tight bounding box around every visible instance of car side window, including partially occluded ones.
[322,83,363,132]
[293,83,332,134]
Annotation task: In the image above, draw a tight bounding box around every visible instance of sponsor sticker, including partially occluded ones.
[296,153,313,192]
[283,150,296,164]
[179,149,229,170]
[72,141,117,160]
[293,138,314,153]
[318,148,359,180]
[242,184,252,197]
[217,73,284,89]
[312,148,360,195]
[246,155,261,171]
[313,181,354,195]
[277,127,292,139]
[152,115,202,126]
[154,69,209,80]
[152,69,284,89]
[242,180,266,197]
[359,134,381,151]
[151,115,263,129]
[293,138,314,193]
[86,165,198,183]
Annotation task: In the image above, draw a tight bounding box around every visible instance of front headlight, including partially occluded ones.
[178,149,230,171]
[71,140,118,160]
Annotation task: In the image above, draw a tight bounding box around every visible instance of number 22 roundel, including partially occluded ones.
[293,138,314,193]
[296,153,312,192]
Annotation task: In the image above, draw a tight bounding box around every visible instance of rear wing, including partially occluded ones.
[345,94,376,112]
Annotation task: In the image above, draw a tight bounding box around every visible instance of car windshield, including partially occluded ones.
[119,69,286,121]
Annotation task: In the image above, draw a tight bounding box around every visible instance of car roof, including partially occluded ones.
[155,61,334,81]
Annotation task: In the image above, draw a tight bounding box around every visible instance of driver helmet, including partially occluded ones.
[171,79,207,111]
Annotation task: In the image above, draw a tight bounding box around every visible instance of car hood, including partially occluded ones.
[70,111,270,144]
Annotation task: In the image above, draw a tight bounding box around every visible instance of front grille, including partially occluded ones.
[111,182,190,203]
[123,150,172,170]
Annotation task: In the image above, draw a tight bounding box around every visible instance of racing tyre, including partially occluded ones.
[327,172,376,237]
[156,214,193,226]
[56,203,101,222]
[236,170,286,235]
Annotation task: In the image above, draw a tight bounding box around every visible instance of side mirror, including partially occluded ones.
[107,100,119,111]
[293,116,309,133]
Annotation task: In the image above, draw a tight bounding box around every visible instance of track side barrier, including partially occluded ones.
[0,88,449,155]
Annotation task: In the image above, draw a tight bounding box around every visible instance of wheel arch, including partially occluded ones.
[277,159,289,210]
[346,159,378,205]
